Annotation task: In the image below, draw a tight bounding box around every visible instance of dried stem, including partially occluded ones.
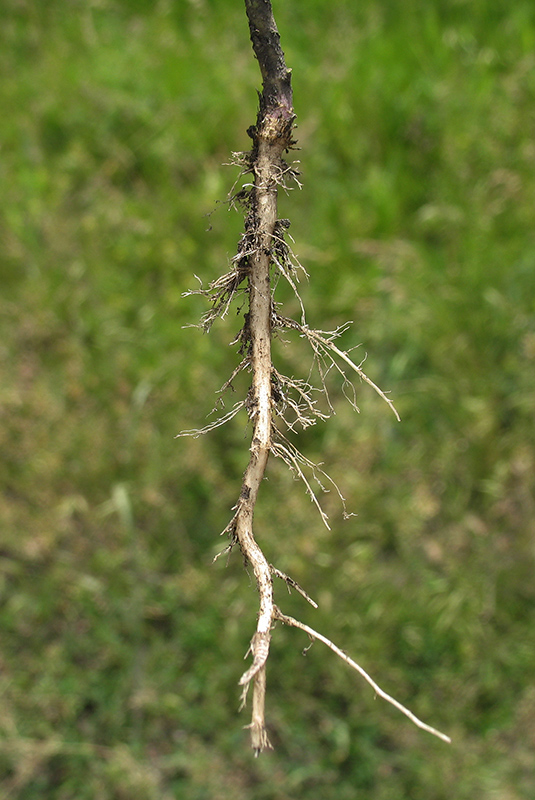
[181,0,449,755]
[224,0,296,754]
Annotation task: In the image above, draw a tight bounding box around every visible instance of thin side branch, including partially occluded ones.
[306,328,400,421]
[274,314,400,422]
[271,566,318,609]
[274,608,452,744]
[271,428,353,530]
[176,401,245,438]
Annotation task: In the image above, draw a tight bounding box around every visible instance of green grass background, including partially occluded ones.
[1,0,534,797]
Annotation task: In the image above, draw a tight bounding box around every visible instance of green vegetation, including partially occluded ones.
[1,0,534,797]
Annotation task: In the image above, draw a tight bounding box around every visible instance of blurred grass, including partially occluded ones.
[1,0,534,797]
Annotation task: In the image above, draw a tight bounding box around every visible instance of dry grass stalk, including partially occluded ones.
[180,0,449,754]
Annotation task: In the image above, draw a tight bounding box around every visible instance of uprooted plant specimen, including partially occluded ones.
[179,0,450,754]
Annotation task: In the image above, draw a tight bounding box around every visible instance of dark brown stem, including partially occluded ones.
[245,0,293,118]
